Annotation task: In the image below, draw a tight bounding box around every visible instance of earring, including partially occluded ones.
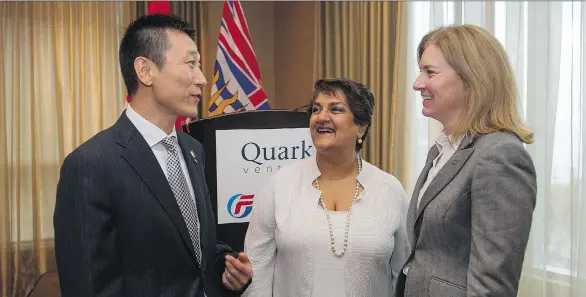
[357,139,363,144]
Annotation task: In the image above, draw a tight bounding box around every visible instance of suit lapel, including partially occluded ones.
[414,134,476,225]
[177,133,208,271]
[114,113,198,264]
[409,134,475,247]
[407,145,439,245]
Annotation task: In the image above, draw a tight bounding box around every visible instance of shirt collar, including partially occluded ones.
[435,132,463,151]
[125,104,177,148]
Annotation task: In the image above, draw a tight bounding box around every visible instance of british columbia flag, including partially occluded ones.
[208,0,270,117]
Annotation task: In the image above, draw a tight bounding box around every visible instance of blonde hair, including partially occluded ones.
[417,24,533,144]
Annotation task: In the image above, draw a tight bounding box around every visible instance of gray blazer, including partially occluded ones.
[395,131,537,297]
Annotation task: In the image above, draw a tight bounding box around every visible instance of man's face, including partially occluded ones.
[150,30,207,118]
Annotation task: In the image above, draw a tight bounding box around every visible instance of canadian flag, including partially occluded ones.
[147,1,171,14]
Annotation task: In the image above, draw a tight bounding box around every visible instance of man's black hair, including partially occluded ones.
[119,14,195,96]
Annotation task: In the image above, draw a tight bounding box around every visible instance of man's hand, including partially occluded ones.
[222,252,253,291]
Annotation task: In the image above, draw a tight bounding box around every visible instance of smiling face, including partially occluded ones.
[309,90,365,154]
[150,30,207,118]
[413,44,466,131]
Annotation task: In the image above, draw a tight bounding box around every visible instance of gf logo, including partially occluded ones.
[227,194,254,218]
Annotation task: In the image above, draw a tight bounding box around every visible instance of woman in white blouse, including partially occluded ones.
[243,78,410,297]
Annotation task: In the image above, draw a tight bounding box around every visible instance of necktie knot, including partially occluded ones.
[161,136,179,153]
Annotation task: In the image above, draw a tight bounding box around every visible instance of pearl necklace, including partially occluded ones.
[315,155,362,257]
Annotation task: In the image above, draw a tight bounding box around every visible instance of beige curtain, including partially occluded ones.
[313,2,404,177]
[0,2,135,296]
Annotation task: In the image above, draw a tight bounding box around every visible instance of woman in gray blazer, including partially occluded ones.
[395,24,537,297]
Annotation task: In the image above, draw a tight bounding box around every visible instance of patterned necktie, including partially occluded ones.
[161,136,202,264]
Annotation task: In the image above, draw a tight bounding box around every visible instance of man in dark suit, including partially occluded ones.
[53,14,253,297]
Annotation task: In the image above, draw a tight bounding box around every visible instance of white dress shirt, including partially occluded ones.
[417,132,464,209]
[243,155,411,297]
[125,105,199,229]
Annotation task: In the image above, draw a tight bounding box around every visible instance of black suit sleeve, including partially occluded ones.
[192,141,250,296]
[53,151,122,297]
[217,243,251,296]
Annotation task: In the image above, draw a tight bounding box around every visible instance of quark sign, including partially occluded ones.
[240,140,313,166]
[215,128,315,224]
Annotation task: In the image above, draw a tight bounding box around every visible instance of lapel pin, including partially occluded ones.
[190,151,198,163]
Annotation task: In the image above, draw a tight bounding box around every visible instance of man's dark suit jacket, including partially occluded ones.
[54,112,244,297]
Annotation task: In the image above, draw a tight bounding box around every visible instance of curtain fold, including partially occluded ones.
[0,2,135,296]
[521,3,563,296]
[313,2,403,177]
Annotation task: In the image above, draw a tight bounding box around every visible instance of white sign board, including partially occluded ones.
[215,128,315,224]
